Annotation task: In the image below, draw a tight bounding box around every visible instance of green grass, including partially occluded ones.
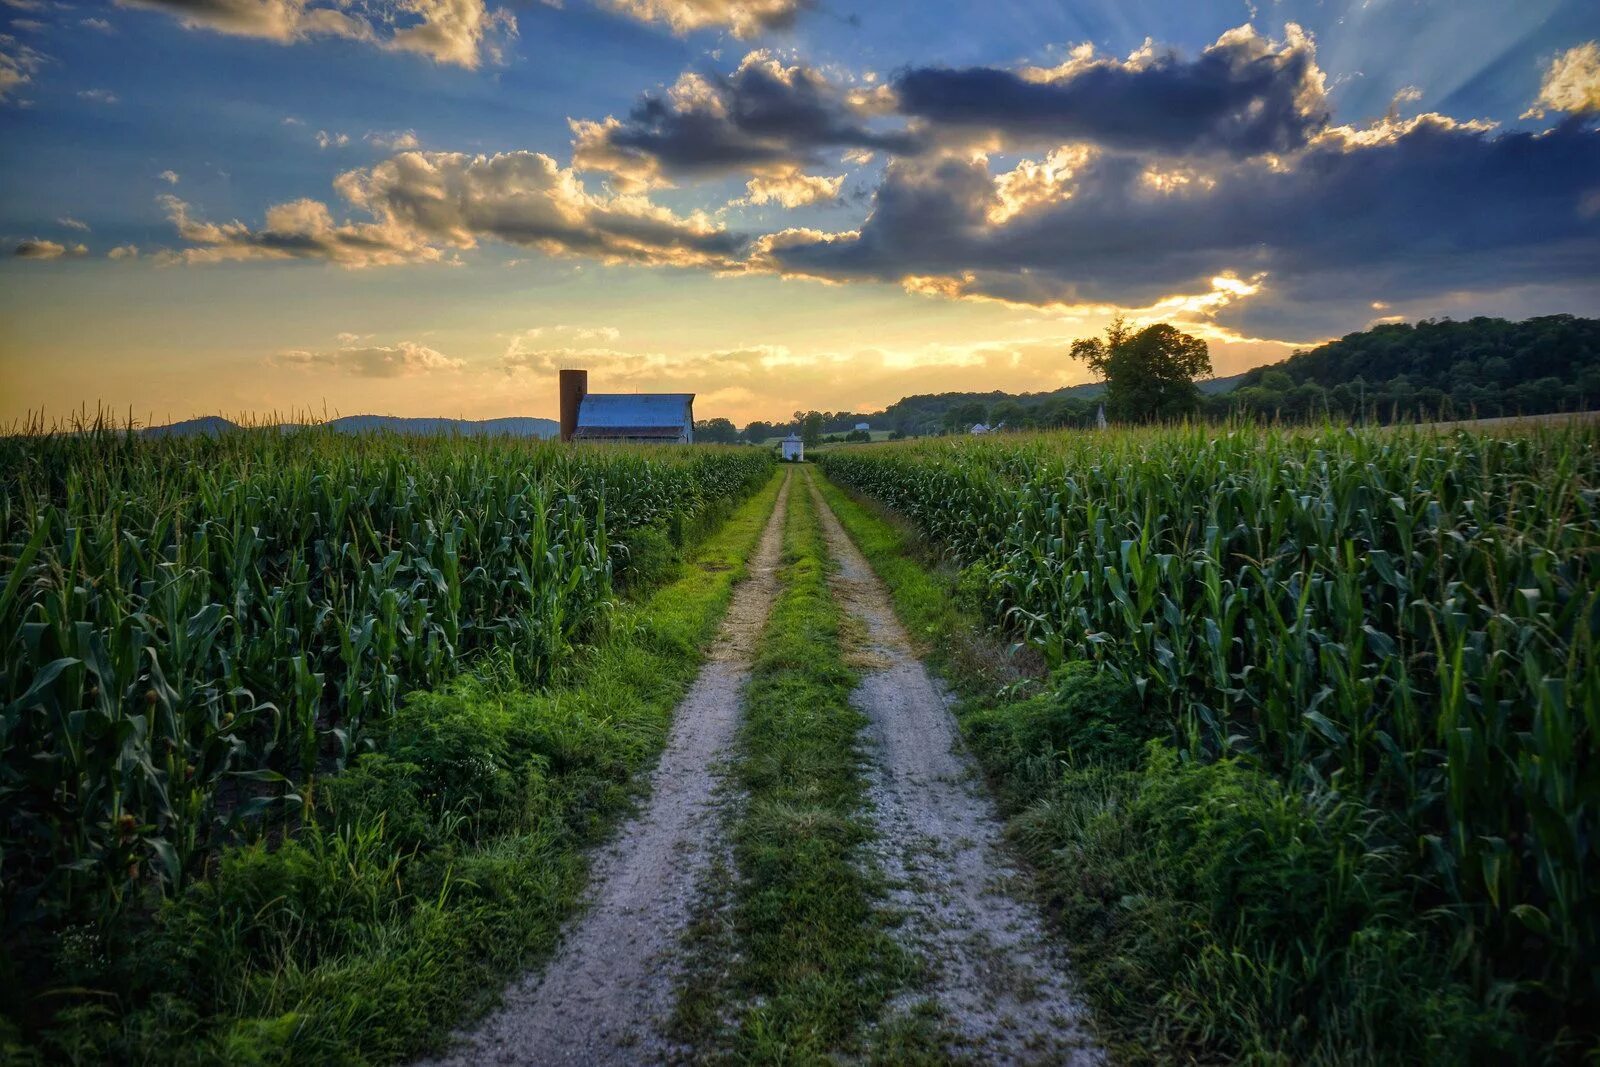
[2,470,786,1065]
[674,471,920,1062]
[813,470,1522,1065]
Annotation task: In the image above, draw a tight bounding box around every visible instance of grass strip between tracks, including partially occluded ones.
[676,470,918,1062]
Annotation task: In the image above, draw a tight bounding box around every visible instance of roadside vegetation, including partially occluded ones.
[675,474,922,1062]
[816,421,1599,1063]
[0,425,775,1061]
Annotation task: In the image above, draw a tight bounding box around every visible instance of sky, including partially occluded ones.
[1,0,1598,427]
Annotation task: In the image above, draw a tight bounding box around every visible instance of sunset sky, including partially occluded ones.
[2,0,1598,427]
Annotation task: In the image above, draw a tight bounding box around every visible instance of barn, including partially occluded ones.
[559,369,694,444]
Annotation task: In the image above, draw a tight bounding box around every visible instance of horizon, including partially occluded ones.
[2,2,1599,425]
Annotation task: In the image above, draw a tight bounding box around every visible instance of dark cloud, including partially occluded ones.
[762,116,1600,323]
[13,238,87,258]
[893,24,1329,157]
[573,51,918,189]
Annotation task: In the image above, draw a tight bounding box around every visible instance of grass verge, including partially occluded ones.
[5,471,785,1065]
[674,472,917,1062]
[813,472,1511,1066]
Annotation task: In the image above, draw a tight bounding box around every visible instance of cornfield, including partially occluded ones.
[0,426,772,930]
[818,423,1598,1029]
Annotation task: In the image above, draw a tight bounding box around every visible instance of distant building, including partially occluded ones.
[559,369,694,444]
[782,433,804,461]
[854,422,870,432]
[970,423,990,435]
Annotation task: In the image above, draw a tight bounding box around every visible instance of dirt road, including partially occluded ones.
[808,473,1102,1066]
[423,471,791,1066]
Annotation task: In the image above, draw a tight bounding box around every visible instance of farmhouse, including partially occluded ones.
[559,368,694,444]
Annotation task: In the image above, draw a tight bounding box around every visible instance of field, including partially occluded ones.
[2,419,1595,1064]
[0,426,774,1059]
[817,422,1599,1060]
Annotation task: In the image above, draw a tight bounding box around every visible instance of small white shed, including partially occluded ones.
[854,422,870,432]
[781,433,804,461]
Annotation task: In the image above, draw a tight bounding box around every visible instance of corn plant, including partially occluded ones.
[0,422,772,931]
[818,421,1598,1028]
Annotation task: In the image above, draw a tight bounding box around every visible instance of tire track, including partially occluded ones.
[422,471,792,1066]
[807,472,1103,1066]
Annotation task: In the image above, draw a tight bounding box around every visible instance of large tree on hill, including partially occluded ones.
[694,417,739,443]
[800,410,825,447]
[1071,318,1212,422]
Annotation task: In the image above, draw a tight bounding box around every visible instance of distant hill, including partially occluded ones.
[141,415,239,438]
[1224,314,1600,421]
[142,415,559,439]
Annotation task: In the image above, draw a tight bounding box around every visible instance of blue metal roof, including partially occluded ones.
[576,393,693,430]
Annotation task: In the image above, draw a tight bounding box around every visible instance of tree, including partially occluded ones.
[1071,318,1213,422]
[800,411,825,448]
[742,420,776,443]
[988,399,1025,429]
[694,417,739,444]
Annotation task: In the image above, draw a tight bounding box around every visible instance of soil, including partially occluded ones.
[420,471,792,1066]
[808,474,1104,1066]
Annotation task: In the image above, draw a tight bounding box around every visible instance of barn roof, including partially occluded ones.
[572,425,685,440]
[576,393,693,430]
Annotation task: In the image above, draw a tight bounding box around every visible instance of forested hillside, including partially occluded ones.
[1223,315,1600,421]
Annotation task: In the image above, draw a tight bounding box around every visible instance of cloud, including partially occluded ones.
[736,167,844,206]
[113,0,516,69]
[159,169,180,183]
[107,244,139,259]
[366,129,420,150]
[271,338,464,377]
[316,129,349,148]
[164,150,748,269]
[77,88,119,104]
[57,216,90,231]
[504,324,622,352]
[0,34,45,102]
[500,341,797,386]
[1524,41,1600,120]
[159,192,445,266]
[13,238,88,258]
[572,50,915,190]
[893,24,1329,157]
[595,0,810,38]
[80,17,115,31]
[758,116,1600,333]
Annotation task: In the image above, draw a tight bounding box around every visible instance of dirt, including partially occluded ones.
[421,471,791,1067]
[808,473,1104,1066]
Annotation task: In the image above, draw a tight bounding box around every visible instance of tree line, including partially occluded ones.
[695,314,1599,441]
